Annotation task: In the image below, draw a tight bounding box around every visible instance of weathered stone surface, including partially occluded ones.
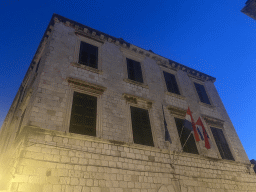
[0,14,255,192]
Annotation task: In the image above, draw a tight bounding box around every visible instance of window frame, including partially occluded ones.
[191,78,213,106]
[130,106,154,147]
[167,105,200,154]
[121,49,148,88]
[210,127,235,161]
[174,117,199,155]
[123,93,157,147]
[160,68,184,99]
[64,78,106,137]
[74,35,103,73]
[202,115,235,161]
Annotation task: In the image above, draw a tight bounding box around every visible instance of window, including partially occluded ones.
[126,58,143,83]
[79,41,98,69]
[69,92,97,136]
[130,106,154,146]
[35,58,41,73]
[194,83,211,105]
[175,118,198,154]
[163,71,180,95]
[210,127,234,160]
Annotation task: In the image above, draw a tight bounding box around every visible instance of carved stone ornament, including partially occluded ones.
[67,77,106,95]
[122,93,153,109]
[168,105,186,118]
[75,30,105,43]
[202,115,224,128]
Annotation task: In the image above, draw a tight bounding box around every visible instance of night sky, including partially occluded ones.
[0,0,255,160]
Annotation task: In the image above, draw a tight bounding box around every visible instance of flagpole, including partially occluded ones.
[179,125,185,138]
[182,132,192,148]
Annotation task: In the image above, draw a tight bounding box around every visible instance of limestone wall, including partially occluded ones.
[1,17,255,192]
[23,22,249,163]
[7,126,256,192]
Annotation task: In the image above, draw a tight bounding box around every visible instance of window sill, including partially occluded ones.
[71,62,103,74]
[199,101,215,109]
[165,91,186,100]
[123,78,149,89]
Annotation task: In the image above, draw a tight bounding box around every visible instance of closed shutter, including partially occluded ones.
[130,106,154,146]
[175,118,199,154]
[163,72,180,95]
[79,41,98,69]
[69,92,97,136]
[194,83,211,105]
[210,127,234,160]
[127,58,143,83]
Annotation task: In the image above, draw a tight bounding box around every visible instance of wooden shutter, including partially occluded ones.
[79,41,98,69]
[210,127,234,160]
[69,92,97,136]
[163,72,180,94]
[130,106,154,146]
[127,58,143,83]
[175,118,199,154]
[194,83,211,105]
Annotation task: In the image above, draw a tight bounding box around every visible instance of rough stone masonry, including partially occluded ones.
[0,14,255,192]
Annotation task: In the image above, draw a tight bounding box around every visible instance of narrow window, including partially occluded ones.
[127,58,143,83]
[163,71,180,94]
[194,83,211,105]
[35,59,41,73]
[130,106,154,146]
[210,127,234,160]
[69,92,97,136]
[175,118,198,154]
[79,41,98,69]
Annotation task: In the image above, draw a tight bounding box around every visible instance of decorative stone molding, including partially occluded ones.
[199,101,215,109]
[168,105,186,118]
[31,13,216,87]
[165,91,186,100]
[67,77,106,96]
[123,78,149,89]
[71,62,103,74]
[202,115,224,128]
[75,31,105,43]
[122,93,153,109]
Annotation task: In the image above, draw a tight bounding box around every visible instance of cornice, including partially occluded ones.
[67,77,106,95]
[122,93,153,109]
[28,14,216,85]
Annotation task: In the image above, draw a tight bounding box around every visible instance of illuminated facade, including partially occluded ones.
[0,14,255,192]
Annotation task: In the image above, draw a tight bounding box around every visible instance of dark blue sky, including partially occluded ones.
[0,0,255,159]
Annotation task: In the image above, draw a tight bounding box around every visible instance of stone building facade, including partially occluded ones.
[241,0,256,20]
[0,14,255,192]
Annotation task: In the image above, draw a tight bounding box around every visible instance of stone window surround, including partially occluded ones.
[202,115,236,161]
[190,77,214,108]
[72,34,103,74]
[160,67,186,100]
[121,48,149,88]
[122,93,158,148]
[64,77,106,138]
[167,105,201,154]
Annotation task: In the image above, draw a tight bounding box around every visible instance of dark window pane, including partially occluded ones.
[210,127,234,160]
[194,83,211,105]
[69,92,97,136]
[130,106,154,146]
[163,72,180,94]
[175,118,198,154]
[79,41,98,69]
[127,58,143,83]
[35,59,41,73]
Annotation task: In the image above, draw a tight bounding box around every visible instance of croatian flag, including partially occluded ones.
[184,107,200,142]
[196,117,211,149]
